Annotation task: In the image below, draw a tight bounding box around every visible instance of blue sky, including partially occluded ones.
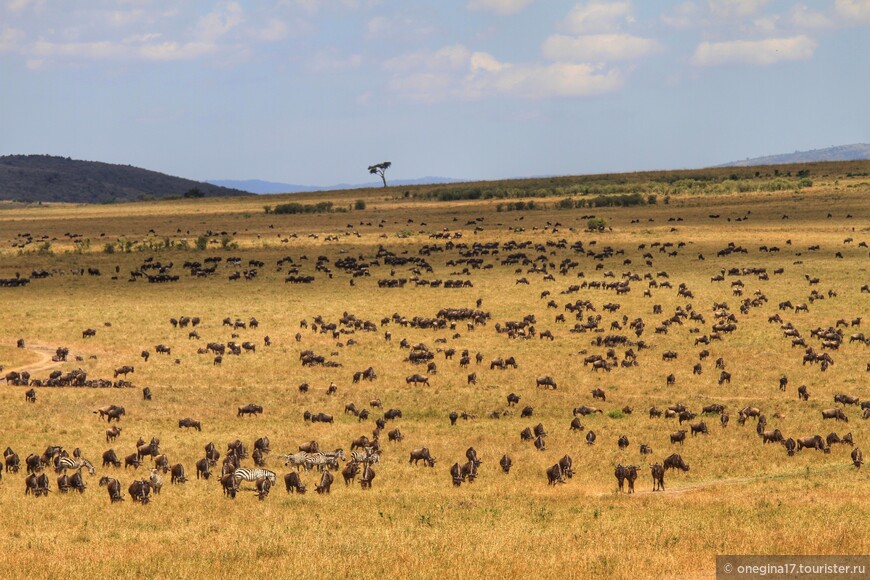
[1,0,868,185]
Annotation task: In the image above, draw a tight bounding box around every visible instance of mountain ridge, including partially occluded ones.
[206,176,465,194]
[717,143,870,167]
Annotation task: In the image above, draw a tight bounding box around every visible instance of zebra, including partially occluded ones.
[55,457,94,475]
[304,453,339,472]
[282,452,311,471]
[350,450,380,466]
[233,468,276,487]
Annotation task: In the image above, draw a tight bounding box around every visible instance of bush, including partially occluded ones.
[220,235,238,250]
[103,243,115,254]
[354,199,366,210]
[607,410,625,419]
[195,235,209,251]
[556,197,576,209]
[587,217,607,231]
[647,194,657,205]
[272,201,334,214]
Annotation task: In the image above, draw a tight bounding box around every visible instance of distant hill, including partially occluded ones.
[718,144,870,167]
[0,155,251,203]
[207,176,465,194]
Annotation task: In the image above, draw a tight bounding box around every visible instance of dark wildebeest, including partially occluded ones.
[316,471,334,494]
[670,430,688,445]
[718,371,731,385]
[102,449,121,468]
[852,448,863,469]
[614,464,626,492]
[170,463,187,484]
[25,388,36,403]
[690,422,708,436]
[99,476,123,503]
[798,385,809,401]
[409,448,436,467]
[128,480,150,504]
[341,462,359,486]
[625,465,638,493]
[586,431,596,445]
[500,454,512,473]
[618,435,629,449]
[574,406,602,416]
[450,462,463,487]
[762,429,784,444]
[651,463,665,491]
[125,453,141,469]
[721,413,730,428]
[649,407,662,418]
[521,406,534,418]
[221,474,237,498]
[547,463,564,485]
[663,454,689,471]
[570,417,584,431]
[520,427,534,441]
[783,438,796,456]
[384,408,403,420]
[507,393,520,406]
[106,426,122,443]
[388,428,403,442]
[796,435,826,452]
[299,440,319,454]
[195,457,211,480]
[285,471,308,493]
[534,435,547,451]
[113,365,134,378]
[360,464,375,489]
[835,393,860,406]
[238,404,263,417]
[449,411,459,426]
[536,376,557,390]
[591,388,606,401]
[821,408,848,422]
[4,448,20,473]
[178,418,202,431]
[559,454,573,478]
[142,387,152,401]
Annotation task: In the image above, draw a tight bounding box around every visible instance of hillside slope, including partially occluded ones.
[719,144,870,167]
[0,155,250,203]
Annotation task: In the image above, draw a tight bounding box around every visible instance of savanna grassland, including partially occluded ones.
[0,163,868,579]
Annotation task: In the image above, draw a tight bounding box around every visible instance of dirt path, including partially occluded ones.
[4,345,72,377]
[599,463,852,497]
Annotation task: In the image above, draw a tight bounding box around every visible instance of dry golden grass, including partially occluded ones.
[0,172,868,579]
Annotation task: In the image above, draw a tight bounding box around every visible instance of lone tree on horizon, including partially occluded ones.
[368,161,392,187]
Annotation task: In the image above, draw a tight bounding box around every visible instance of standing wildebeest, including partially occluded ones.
[547,463,564,485]
[507,393,520,406]
[25,388,36,403]
[500,454,512,473]
[170,463,187,484]
[651,463,665,491]
[835,393,860,406]
[690,422,708,436]
[852,448,863,469]
[142,387,152,401]
[536,376,557,390]
[586,431,596,445]
[570,417,584,431]
[360,464,375,489]
[798,385,809,401]
[670,430,687,445]
[388,428,403,442]
[102,449,121,468]
[178,418,202,431]
[618,435,629,449]
[449,411,459,426]
[521,406,534,418]
[649,407,662,418]
[409,448,436,467]
[113,366,134,378]
[591,388,606,401]
[450,462,463,486]
[796,435,827,452]
[614,464,626,492]
[195,457,211,480]
[821,408,848,422]
[558,454,573,478]
[285,471,308,493]
[4,448,20,473]
[663,454,689,471]
[105,426,122,443]
[718,371,731,385]
[124,453,141,469]
[128,480,151,504]
[99,476,123,503]
[238,404,263,417]
[783,438,796,456]
[316,471,334,494]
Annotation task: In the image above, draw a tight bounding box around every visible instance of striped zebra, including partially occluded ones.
[55,457,95,475]
[282,452,310,471]
[233,468,276,486]
[350,450,380,466]
[304,453,339,472]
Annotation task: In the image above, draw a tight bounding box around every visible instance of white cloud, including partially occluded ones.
[542,33,660,62]
[564,1,632,34]
[834,0,870,22]
[260,18,289,42]
[0,27,24,52]
[385,44,623,101]
[5,0,45,13]
[790,4,833,28]
[366,13,436,41]
[196,1,244,41]
[661,1,700,29]
[467,0,537,15]
[691,35,817,66]
[709,0,769,18]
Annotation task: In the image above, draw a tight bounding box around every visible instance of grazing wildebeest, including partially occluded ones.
[316,471,334,494]
[99,476,123,503]
[520,427,534,441]
[506,393,520,407]
[170,463,187,484]
[534,435,547,451]
[663,454,689,471]
[558,454,573,478]
[618,435,629,449]
[178,418,202,431]
[500,454,512,473]
[105,426,122,443]
[128,480,150,504]
[651,463,665,491]
[586,431,596,445]
[521,406,534,418]
[25,388,36,403]
[220,474,237,498]
[238,404,263,417]
[195,457,211,480]
[670,430,687,445]
[124,453,141,469]
[570,417,584,431]
[535,376,557,390]
[388,428,403,442]
[835,393,860,406]
[649,407,662,418]
[591,388,606,401]
[285,471,308,493]
[718,371,731,385]
[798,385,809,401]
[852,448,863,469]
[359,464,375,489]
[449,411,459,426]
[762,429,784,444]
[821,408,848,422]
[796,435,826,452]
[4,448,20,473]
[547,463,564,485]
[341,462,358,486]
[783,438,796,456]
[102,449,121,468]
[409,448,436,467]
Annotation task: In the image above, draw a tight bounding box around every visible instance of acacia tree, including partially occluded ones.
[368,161,392,187]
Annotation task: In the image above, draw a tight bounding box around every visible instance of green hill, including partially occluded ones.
[0,155,251,203]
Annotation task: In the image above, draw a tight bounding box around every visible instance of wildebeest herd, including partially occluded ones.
[0,204,868,507]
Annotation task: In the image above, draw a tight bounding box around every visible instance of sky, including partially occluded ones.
[1,0,869,186]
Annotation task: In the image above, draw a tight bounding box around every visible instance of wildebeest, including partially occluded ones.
[798,385,809,401]
[142,387,152,401]
[500,454,512,473]
[388,428,403,442]
[591,388,606,401]
[535,376,557,389]
[762,429,784,444]
[783,438,796,456]
[796,435,827,452]
[835,393,860,406]
[285,471,308,493]
[821,408,848,422]
[99,476,123,503]
[113,365,134,378]
[25,388,36,403]
[195,457,211,480]
[618,435,629,449]
[586,431,596,445]
[852,448,863,469]
[128,480,150,504]
[359,464,375,489]
[178,418,202,431]
[507,393,520,406]
[316,471,334,494]
[238,404,263,417]
[663,453,689,471]
[670,430,687,445]
[170,463,187,484]
[409,448,436,467]
[547,463,564,485]
[651,463,665,491]
[4,448,20,473]
[124,453,141,469]
[690,422,708,436]
[105,425,122,443]
[521,406,534,418]
[573,406,602,416]
[570,417,584,431]
[94,405,125,421]
[102,449,121,468]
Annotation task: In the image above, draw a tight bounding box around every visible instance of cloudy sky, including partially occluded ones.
[1,0,868,185]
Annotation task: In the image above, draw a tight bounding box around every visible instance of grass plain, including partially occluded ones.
[0,163,868,579]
